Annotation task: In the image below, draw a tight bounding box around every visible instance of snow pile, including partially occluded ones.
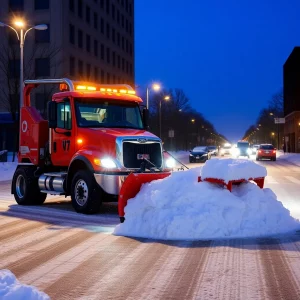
[278,153,300,166]
[201,158,267,183]
[0,269,49,299]
[0,163,17,182]
[114,167,300,240]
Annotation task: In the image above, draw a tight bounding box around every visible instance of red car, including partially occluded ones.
[256,144,276,161]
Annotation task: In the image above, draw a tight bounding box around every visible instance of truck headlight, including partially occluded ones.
[165,158,176,168]
[247,148,252,155]
[94,157,117,168]
[234,148,240,156]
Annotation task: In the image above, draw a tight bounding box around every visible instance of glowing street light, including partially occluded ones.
[146,83,161,109]
[0,20,48,107]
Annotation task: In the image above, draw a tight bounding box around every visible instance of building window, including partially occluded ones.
[69,24,75,44]
[101,70,105,82]
[129,3,132,16]
[78,30,83,48]
[94,12,98,29]
[106,0,110,14]
[86,5,90,24]
[106,47,110,63]
[112,4,115,19]
[70,56,75,76]
[9,59,20,78]
[35,58,50,77]
[94,67,98,80]
[9,0,24,11]
[86,34,91,52]
[121,15,124,28]
[122,58,125,71]
[106,23,110,39]
[35,93,49,113]
[117,10,120,24]
[101,44,105,60]
[112,51,115,67]
[78,0,83,18]
[78,60,83,76]
[35,24,50,43]
[69,0,74,12]
[94,40,98,56]
[86,63,91,79]
[100,0,104,9]
[117,55,120,69]
[121,36,124,50]
[100,18,104,34]
[117,32,120,47]
[107,72,110,83]
[35,0,49,9]
[112,28,115,43]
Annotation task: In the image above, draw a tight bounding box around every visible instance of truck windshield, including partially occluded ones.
[75,98,144,129]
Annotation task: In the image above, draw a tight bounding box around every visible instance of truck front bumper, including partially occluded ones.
[94,172,128,195]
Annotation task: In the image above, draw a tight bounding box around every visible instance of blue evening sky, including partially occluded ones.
[135,0,300,142]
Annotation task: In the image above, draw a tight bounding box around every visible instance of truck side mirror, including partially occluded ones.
[48,101,57,128]
[142,108,149,129]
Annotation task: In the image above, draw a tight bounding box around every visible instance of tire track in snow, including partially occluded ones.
[195,239,266,300]
[258,238,300,300]
[155,240,211,300]
[83,240,171,300]
[3,230,95,278]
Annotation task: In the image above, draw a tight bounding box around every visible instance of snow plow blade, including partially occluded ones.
[118,172,171,222]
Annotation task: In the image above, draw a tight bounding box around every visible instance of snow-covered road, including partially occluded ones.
[0,156,300,299]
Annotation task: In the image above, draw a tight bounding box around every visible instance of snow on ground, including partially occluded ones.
[201,158,267,183]
[114,159,300,240]
[278,152,300,166]
[0,153,17,182]
[0,269,49,299]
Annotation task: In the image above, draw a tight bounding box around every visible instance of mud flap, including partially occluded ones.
[118,172,171,222]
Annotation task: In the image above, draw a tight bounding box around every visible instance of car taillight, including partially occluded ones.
[258,150,262,153]
[272,150,276,154]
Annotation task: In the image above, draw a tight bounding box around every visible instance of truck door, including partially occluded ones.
[51,99,75,166]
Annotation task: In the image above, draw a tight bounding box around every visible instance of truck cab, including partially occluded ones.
[12,78,171,217]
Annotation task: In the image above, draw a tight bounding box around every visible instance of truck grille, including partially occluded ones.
[122,142,162,168]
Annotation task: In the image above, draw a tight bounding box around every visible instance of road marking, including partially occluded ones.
[285,176,300,184]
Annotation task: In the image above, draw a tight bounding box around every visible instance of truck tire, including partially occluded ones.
[71,170,102,214]
[12,167,47,205]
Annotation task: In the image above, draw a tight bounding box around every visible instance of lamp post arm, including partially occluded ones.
[1,23,20,40]
[24,27,35,42]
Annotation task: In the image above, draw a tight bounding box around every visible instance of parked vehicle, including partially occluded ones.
[189,146,211,163]
[207,146,218,156]
[256,144,276,161]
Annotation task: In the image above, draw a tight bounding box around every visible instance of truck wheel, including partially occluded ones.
[12,167,47,205]
[71,170,102,214]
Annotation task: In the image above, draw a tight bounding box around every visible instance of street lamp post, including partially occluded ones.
[146,83,160,109]
[270,112,280,149]
[159,95,170,138]
[0,20,48,108]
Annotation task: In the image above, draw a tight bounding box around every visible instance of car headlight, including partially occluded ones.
[221,149,224,153]
[247,148,252,155]
[189,153,193,156]
[94,157,117,168]
[165,158,176,168]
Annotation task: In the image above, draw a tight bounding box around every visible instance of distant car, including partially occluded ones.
[252,144,260,154]
[233,141,251,158]
[189,146,211,163]
[256,144,276,161]
[220,145,232,156]
[207,146,218,156]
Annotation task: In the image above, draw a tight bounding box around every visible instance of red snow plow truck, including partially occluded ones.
[12,79,172,222]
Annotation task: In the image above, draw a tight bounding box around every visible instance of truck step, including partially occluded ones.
[40,190,65,195]
[43,172,67,177]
